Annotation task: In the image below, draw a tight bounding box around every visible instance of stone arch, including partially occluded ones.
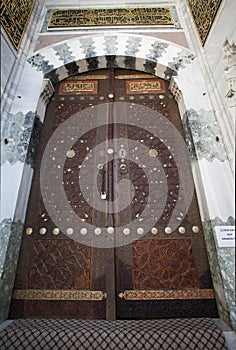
[28,33,194,85]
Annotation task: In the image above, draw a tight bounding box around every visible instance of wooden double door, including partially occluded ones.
[10,69,218,320]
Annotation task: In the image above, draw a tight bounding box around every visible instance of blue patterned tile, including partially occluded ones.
[183,109,227,162]
[1,111,36,165]
[104,36,118,55]
[167,50,195,71]
[146,41,169,61]
[27,53,54,74]
[125,37,142,56]
[80,37,97,58]
[53,43,76,64]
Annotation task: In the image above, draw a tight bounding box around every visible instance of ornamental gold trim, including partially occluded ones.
[126,79,166,94]
[13,289,105,301]
[67,75,108,80]
[119,289,215,300]
[59,80,98,95]
[0,0,35,50]
[48,7,174,28]
[115,74,157,80]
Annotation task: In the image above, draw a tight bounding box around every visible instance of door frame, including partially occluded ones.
[2,33,231,325]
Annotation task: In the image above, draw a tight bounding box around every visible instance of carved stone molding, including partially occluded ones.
[40,78,55,104]
[169,77,182,103]
[223,39,236,106]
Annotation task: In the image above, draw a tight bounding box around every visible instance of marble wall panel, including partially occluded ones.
[203,217,235,330]
[0,220,24,324]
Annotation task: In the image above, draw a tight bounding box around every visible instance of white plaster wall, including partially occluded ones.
[0,163,24,221]
[1,34,16,96]
[198,159,235,221]
[204,0,236,99]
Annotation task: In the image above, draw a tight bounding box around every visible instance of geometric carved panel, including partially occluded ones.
[28,240,91,290]
[188,0,223,45]
[0,0,35,50]
[133,239,200,289]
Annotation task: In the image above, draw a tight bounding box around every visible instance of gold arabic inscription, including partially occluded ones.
[126,79,166,94]
[0,0,35,50]
[59,80,98,95]
[188,0,222,44]
[48,7,174,28]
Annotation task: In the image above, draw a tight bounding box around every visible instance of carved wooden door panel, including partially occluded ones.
[10,69,218,320]
[111,70,218,319]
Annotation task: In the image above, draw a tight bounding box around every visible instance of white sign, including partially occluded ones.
[215,226,235,248]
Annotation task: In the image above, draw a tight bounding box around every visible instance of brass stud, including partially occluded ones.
[53,228,60,235]
[67,228,74,235]
[165,227,172,234]
[123,228,130,235]
[178,226,186,234]
[26,227,33,235]
[192,226,200,233]
[151,227,158,235]
[137,227,144,235]
[107,227,114,234]
[39,227,47,235]
[80,228,87,235]
[94,227,102,236]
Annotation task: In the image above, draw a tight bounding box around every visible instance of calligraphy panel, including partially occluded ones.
[59,80,98,95]
[0,0,35,50]
[188,0,222,44]
[126,79,166,94]
[48,7,174,28]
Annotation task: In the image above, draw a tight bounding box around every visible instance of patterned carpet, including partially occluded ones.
[0,318,228,350]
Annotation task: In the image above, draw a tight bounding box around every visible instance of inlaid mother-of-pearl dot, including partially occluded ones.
[39,227,47,235]
[178,226,186,234]
[67,228,74,235]
[107,227,114,234]
[164,227,172,234]
[123,228,130,235]
[137,227,144,235]
[26,227,33,235]
[94,227,102,236]
[66,149,76,158]
[149,148,158,158]
[151,227,158,235]
[80,228,87,235]
[53,228,60,235]
[107,148,114,155]
[192,226,200,233]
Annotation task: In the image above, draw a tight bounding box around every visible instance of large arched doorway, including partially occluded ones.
[10,68,218,320]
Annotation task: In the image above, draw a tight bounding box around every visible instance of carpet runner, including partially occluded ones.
[0,318,228,349]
